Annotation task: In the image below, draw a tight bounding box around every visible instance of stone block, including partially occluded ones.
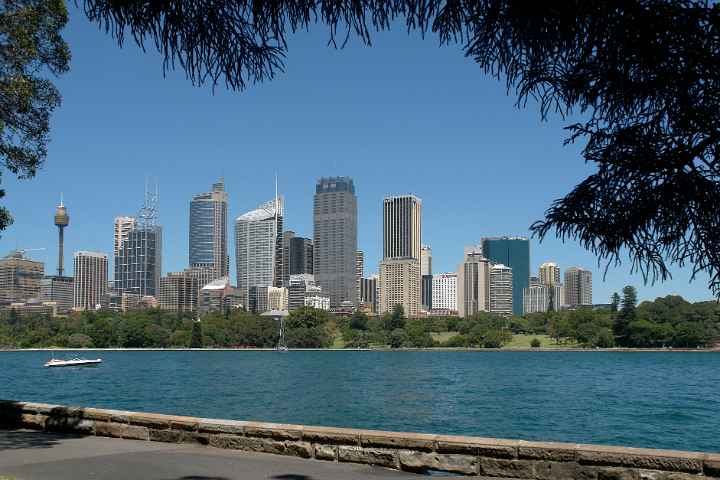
[128,413,172,429]
[597,467,641,480]
[149,428,185,443]
[244,424,302,441]
[577,446,704,473]
[704,455,720,477]
[209,434,245,450]
[95,422,149,440]
[45,416,94,434]
[80,408,112,422]
[21,402,60,415]
[198,420,246,435]
[478,458,535,478]
[169,418,199,431]
[360,432,435,451]
[518,441,578,461]
[337,446,398,468]
[20,413,46,429]
[285,441,313,458]
[639,470,707,480]
[303,427,360,445]
[534,460,580,480]
[397,450,477,475]
[314,444,337,461]
[436,435,518,458]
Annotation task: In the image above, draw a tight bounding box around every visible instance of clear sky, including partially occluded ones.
[1,5,713,303]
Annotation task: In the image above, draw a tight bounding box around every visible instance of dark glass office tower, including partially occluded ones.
[481,237,530,315]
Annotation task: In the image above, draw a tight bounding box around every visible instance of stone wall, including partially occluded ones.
[1,400,718,479]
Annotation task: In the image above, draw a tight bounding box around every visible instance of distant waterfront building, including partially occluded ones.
[524,283,564,314]
[489,263,513,316]
[313,177,358,307]
[356,250,364,306]
[267,286,288,311]
[159,270,201,312]
[431,272,457,313]
[539,262,561,286]
[0,251,44,305]
[113,216,136,258]
[457,249,489,318]
[360,275,378,313]
[115,225,162,297]
[0,299,57,318]
[481,237,529,315]
[283,232,313,285]
[235,197,284,305]
[288,274,314,311]
[304,286,330,311]
[421,275,433,311]
[379,195,422,317]
[73,251,108,311]
[282,230,295,286]
[421,245,432,276]
[564,267,593,307]
[40,276,73,314]
[198,277,243,314]
[189,179,229,279]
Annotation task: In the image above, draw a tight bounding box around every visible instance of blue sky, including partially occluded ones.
[1,5,713,303]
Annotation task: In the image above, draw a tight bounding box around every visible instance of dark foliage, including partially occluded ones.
[81,1,720,295]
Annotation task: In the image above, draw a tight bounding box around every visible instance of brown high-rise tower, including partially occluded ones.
[54,195,69,276]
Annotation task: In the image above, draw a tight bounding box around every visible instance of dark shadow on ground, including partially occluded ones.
[270,476,314,480]
[0,429,84,450]
[169,477,232,480]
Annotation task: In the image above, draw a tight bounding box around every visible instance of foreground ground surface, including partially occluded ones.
[0,430,435,480]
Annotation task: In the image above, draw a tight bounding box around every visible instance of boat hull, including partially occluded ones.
[44,359,102,368]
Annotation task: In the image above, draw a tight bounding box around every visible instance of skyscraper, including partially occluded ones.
[564,267,593,307]
[54,196,69,276]
[539,262,561,286]
[431,272,457,312]
[481,237,530,315]
[457,249,489,318]
[356,250,364,305]
[420,245,432,310]
[379,195,422,316]
[158,271,201,312]
[421,245,432,276]
[489,263,513,316]
[40,276,73,314]
[360,275,378,313]
[114,189,162,297]
[189,179,228,279]
[313,177,357,307]
[73,251,108,311]
[235,197,283,305]
[113,217,136,259]
[0,251,44,304]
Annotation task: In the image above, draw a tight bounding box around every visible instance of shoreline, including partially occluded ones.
[1,347,718,352]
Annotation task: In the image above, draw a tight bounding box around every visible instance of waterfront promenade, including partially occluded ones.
[0,429,419,480]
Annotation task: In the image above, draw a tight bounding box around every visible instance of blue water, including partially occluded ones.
[1,351,718,452]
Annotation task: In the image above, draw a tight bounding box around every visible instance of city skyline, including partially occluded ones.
[0,4,714,304]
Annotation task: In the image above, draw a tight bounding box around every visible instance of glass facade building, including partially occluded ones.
[481,237,530,315]
[189,179,228,279]
[115,225,162,297]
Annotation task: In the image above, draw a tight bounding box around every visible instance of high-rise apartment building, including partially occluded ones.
[158,271,201,312]
[379,195,422,316]
[115,225,162,297]
[564,267,593,307]
[113,217,136,258]
[282,230,295,286]
[431,272,457,312]
[360,275,378,313]
[73,251,108,311]
[481,237,529,315]
[489,263,513,316]
[189,179,228,279]
[523,283,564,314]
[235,197,283,305]
[0,251,44,304]
[539,262,561,286]
[420,245,433,311]
[457,249,489,318]
[313,177,357,307]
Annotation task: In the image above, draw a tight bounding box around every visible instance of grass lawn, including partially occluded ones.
[505,334,579,349]
[430,331,459,343]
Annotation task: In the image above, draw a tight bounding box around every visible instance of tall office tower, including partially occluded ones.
[564,267,593,307]
[539,262,561,286]
[158,271,201,312]
[0,251,44,304]
[189,179,229,279]
[54,196,69,276]
[282,230,295,286]
[432,272,457,312]
[235,197,284,305]
[421,245,432,276]
[113,217,136,258]
[421,275,433,311]
[313,177,357,307]
[457,249,490,317]
[489,263,513,316]
[379,195,422,316]
[40,276,74,314]
[288,274,314,311]
[356,251,364,305]
[114,189,162,297]
[360,275,378,313]
[73,251,108,311]
[481,237,529,315]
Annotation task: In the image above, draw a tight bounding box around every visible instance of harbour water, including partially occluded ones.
[1,350,718,452]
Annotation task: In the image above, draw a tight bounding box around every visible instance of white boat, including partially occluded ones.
[44,357,103,368]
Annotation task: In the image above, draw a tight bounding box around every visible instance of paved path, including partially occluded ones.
[0,430,434,480]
